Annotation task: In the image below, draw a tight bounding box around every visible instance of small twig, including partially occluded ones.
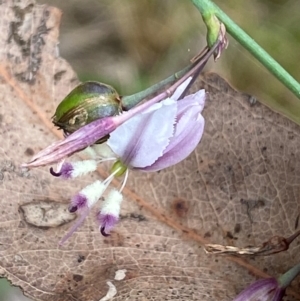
[204,230,300,257]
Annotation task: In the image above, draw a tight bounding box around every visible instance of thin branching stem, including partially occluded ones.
[191,0,300,99]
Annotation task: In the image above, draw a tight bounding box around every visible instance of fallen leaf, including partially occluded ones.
[1,1,300,301]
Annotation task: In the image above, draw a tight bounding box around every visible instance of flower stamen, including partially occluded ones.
[100,226,110,237]
[49,167,62,177]
[59,208,90,246]
[68,205,78,213]
[97,189,123,237]
[119,168,129,193]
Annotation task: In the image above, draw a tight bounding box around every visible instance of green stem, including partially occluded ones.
[191,0,300,99]
[122,64,193,110]
[278,262,300,289]
[118,42,219,123]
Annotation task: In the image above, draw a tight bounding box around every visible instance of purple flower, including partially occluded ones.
[22,117,117,168]
[232,278,284,301]
[107,78,205,172]
[25,78,206,244]
[232,261,300,301]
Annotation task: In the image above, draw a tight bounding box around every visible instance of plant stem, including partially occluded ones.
[122,64,193,110]
[118,42,219,124]
[278,262,300,289]
[191,0,300,99]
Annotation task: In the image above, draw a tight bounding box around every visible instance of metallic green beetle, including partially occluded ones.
[52,81,122,143]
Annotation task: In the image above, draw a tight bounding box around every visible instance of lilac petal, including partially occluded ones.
[22,117,117,168]
[232,278,279,301]
[142,90,205,172]
[143,106,204,172]
[272,288,285,301]
[171,77,192,101]
[173,103,203,140]
[107,99,177,168]
[176,89,206,119]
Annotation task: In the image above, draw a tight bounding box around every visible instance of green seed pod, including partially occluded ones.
[52,82,122,139]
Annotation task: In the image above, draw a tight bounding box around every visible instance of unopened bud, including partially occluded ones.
[52,81,122,143]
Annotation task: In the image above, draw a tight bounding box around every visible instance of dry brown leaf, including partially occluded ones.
[1,1,300,301]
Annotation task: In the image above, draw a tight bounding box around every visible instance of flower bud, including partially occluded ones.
[52,81,122,143]
[233,261,300,301]
[232,278,284,301]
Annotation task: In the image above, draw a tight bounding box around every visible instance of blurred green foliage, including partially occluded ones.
[215,0,300,121]
[36,0,299,118]
[0,278,32,301]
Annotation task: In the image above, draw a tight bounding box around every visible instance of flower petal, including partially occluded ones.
[22,117,117,168]
[107,99,177,168]
[171,77,192,101]
[143,113,204,172]
[232,278,279,301]
[176,89,206,119]
[142,91,205,172]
